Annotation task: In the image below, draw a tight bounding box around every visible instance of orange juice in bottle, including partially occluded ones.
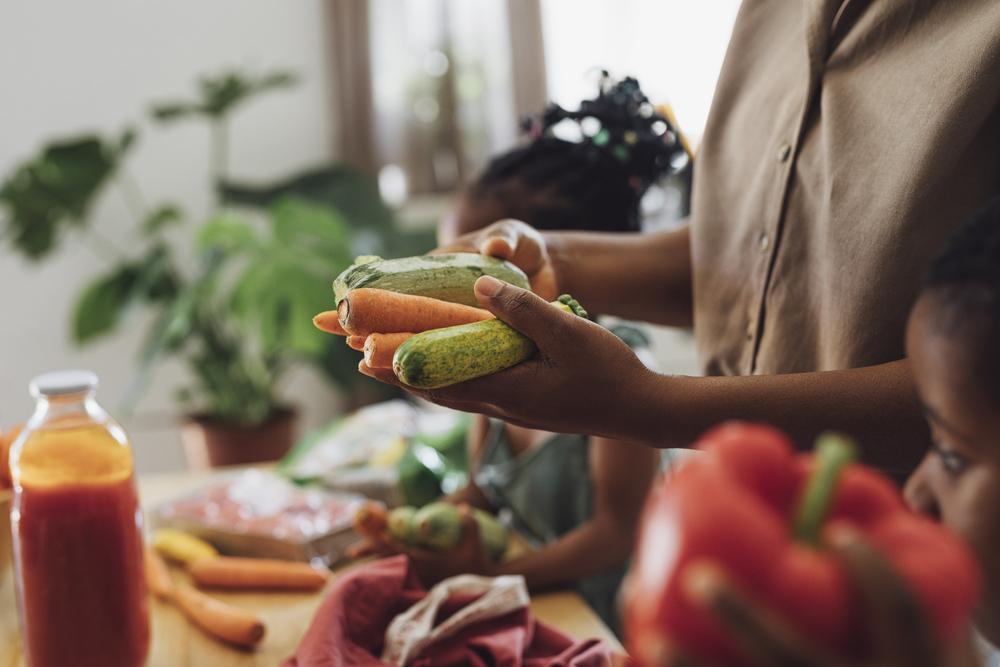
[10,371,149,667]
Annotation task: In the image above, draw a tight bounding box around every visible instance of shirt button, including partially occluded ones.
[746,321,755,341]
[758,232,770,252]
[776,143,791,162]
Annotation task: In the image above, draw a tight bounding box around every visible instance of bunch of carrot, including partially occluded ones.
[313,287,494,368]
[148,530,330,649]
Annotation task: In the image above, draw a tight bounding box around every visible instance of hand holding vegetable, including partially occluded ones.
[435,219,559,300]
[350,502,506,587]
[361,276,660,440]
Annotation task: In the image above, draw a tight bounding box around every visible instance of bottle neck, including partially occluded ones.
[28,389,108,431]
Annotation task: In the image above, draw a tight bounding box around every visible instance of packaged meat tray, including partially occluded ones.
[151,469,368,566]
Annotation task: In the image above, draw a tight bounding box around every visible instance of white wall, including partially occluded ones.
[541,0,741,142]
[0,1,339,473]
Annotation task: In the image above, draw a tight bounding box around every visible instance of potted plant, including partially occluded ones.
[0,69,434,468]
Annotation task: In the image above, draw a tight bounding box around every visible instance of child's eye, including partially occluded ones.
[932,441,970,476]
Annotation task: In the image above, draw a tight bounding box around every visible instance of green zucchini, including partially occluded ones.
[333,253,530,307]
[412,501,508,561]
[393,295,588,389]
[387,506,419,544]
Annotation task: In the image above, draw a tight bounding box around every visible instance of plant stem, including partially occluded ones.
[792,433,858,546]
[210,119,229,198]
[117,167,150,221]
[80,225,129,263]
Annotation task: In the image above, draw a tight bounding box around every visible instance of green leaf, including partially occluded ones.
[219,164,395,233]
[0,134,131,259]
[149,103,202,123]
[142,204,182,237]
[72,265,140,343]
[195,212,258,253]
[150,69,299,123]
[269,196,352,265]
[134,244,180,302]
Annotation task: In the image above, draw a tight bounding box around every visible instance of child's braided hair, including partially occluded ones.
[923,196,1000,401]
[467,72,689,233]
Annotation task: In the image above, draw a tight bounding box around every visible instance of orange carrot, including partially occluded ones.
[173,584,266,648]
[364,333,414,369]
[353,501,389,540]
[189,556,330,592]
[145,548,175,601]
[338,288,493,336]
[346,335,366,351]
[313,310,348,335]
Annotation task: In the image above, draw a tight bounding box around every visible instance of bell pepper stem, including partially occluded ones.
[793,433,858,546]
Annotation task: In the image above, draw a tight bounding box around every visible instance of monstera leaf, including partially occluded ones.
[72,243,179,343]
[219,164,395,234]
[0,131,134,259]
[228,197,353,358]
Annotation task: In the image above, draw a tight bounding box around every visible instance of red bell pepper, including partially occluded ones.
[623,422,980,667]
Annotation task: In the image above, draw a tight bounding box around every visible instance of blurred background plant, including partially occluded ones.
[0,68,436,429]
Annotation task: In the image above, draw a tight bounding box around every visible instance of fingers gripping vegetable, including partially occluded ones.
[623,423,980,667]
[333,253,530,307]
[364,332,415,369]
[353,502,508,561]
[413,502,508,561]
[393,295,589,389]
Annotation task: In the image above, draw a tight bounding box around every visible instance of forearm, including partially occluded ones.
[494,516,634,591]
[545,225,693,326]
[626,359,926,476]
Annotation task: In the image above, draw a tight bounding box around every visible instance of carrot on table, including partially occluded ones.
[364,333,414,369]
[173,584,266,648]
[346,335,366,352]
[145,548,175,601]
[313,310,349,336]
[189,556,330,592]
[338,288,493,336]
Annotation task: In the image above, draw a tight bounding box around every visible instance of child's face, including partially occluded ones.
[905,293,1000,641]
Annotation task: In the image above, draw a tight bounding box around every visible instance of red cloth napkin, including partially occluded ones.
[282,555,613,667]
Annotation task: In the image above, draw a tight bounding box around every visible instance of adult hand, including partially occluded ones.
[436,219,558,300]
[655,527,978,667]
[360,276,661,442]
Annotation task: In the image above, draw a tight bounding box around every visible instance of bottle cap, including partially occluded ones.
[29,370,99,398]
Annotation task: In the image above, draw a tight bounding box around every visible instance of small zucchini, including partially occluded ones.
[393,295,588,389]
[333,253,530,307]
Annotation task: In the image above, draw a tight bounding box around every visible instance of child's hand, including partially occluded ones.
[655,528,978,667]
[347,505,498,587]
[401,506,498,587]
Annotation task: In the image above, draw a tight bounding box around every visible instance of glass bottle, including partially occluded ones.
[10,371,149,667]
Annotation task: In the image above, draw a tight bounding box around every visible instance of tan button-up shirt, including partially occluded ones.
[691,0,1000,376]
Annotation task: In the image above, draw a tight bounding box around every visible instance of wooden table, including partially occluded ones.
[0,468,621,666]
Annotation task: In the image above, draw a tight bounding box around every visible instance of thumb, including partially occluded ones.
[474,276,573,344]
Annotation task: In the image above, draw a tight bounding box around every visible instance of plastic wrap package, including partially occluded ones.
[151,469,366,566]
[279,400,470,507]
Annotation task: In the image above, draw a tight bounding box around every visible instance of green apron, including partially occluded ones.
[474,419,628,637]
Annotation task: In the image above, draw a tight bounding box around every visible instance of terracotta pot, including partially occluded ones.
[180,407,297,470]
